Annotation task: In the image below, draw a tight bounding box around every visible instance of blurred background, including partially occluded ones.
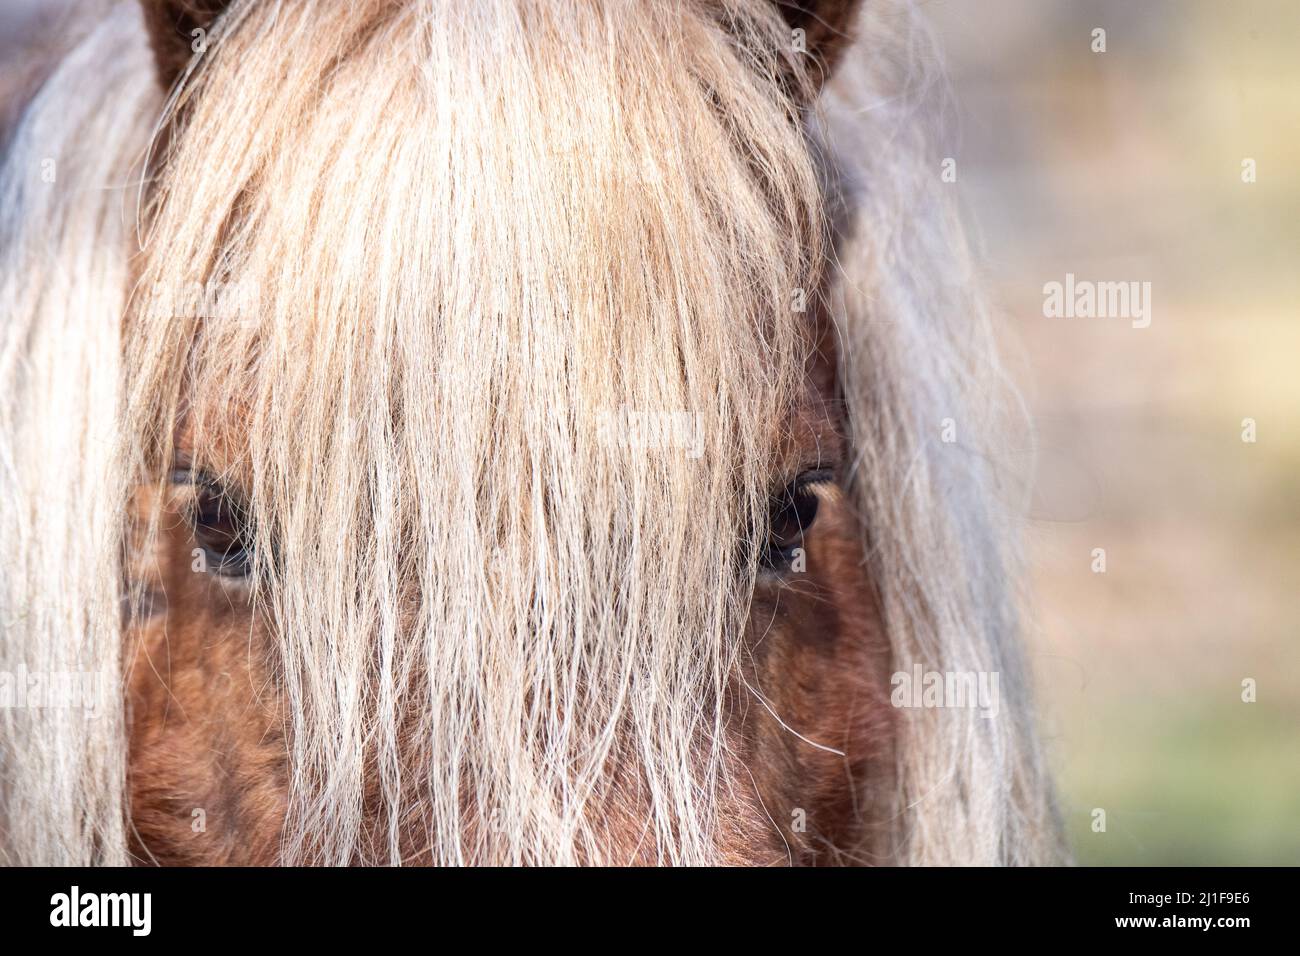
[4,0,1296,864]
[925,0,1299,863]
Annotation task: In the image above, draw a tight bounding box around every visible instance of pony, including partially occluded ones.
[0,0,1064,865]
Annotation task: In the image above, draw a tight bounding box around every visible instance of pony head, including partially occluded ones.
[0,0,1063,865]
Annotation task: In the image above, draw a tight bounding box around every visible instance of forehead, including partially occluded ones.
[171,341,844,493]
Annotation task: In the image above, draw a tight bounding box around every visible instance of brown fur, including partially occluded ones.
[777,0,864,84]
[138,0,232,89]
[125,483,287,864]
[124,311,894,865]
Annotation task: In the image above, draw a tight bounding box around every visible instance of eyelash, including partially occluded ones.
[173,470,254,578]
[762,468,832,571]
[170,467,828,579]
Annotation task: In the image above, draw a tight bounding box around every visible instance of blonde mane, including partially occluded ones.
[1,0,1062,865]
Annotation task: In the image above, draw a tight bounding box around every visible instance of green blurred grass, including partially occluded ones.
[1062,699,1300,864]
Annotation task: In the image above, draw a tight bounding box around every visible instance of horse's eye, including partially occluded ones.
[191,483,253,578]
[762,469,829,571]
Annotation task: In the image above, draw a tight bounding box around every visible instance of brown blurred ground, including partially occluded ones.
[927,0,1300,863]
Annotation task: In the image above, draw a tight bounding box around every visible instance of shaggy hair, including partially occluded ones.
[0,0,1062,865]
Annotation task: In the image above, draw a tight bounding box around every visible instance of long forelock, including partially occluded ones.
[128,0,826,864]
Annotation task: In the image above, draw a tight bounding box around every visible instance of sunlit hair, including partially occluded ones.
[1,0,1062,865]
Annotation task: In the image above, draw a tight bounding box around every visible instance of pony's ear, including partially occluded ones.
[139,0,234,89]
[774,0,865,93]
